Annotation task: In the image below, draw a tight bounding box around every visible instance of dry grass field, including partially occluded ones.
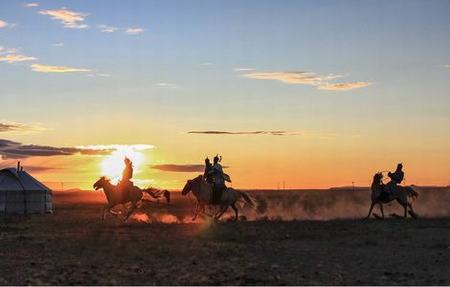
[1,188,450,285]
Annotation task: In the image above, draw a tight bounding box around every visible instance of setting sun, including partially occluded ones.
[100,145,148,182]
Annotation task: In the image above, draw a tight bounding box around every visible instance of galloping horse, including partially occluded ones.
[93,176,170,221]
[366,172,419,219]
[181,175,255,221]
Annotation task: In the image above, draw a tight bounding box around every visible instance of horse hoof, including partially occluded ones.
[373,213,383,220]
[408,210,419,219]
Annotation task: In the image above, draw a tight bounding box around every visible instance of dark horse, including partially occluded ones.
[93,176,170,221]
[366,172,419,219]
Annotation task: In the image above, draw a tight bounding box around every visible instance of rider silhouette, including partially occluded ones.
[385,163,404,195]
[203,157,213,184]
[208,154,226,204]
[388,163,404,184]
[120,157,134,197]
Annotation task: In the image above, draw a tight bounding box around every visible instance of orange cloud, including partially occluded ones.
[0,54,37,63]
[151,164,205,172]
[240,70,371,91]
[318,82,372,91]
[39,8,88,29]
[242,71,342,85]
[31,63,90,73]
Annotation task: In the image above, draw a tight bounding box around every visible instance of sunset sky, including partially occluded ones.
[1,0,450,190]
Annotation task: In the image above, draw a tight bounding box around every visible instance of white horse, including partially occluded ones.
[367,172,419,219]
[181,175,254,221]
[93,176,170,221]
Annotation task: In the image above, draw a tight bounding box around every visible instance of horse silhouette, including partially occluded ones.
[367,172,418,219]
[181,175,255,221]
[93,176,170,221]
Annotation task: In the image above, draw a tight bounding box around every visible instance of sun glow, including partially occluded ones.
[100,145,150,183]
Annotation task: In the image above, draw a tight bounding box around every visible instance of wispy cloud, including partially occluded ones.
[98,24,118,33]
[242,71,342,85]
[31,63,90,73]
[0,139,107,159]
[39,8,88,29]
[125,27,144,35]
[0,141,153,160]
[0,54,37,63]
[53,42,64,47]
[0,121,46,133]
[234,67,254,72]
[155,82,177,88]
[87,72,111,77]
[188,130,301,136]
[25,2,39,7]
[317,82,372,91]
[151,164,205,173]
[240,70,371,91]
[442,64,450,68]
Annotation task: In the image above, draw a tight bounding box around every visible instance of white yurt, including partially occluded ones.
[0,163,52,214]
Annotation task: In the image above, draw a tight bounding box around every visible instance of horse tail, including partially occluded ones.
[404,186,419,200]
[238,190,254,207]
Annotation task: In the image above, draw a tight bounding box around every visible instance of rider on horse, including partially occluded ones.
[203,157,213,184]
[119,157,134,197]
[384,163,404,195]
[205,154,231,204]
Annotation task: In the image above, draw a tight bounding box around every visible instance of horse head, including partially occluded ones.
[93,176,110,190]
[372,172,383,186]
[181,179,192,195]
[181,175,203,196]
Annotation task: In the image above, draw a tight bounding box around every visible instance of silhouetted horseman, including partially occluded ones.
[208,155,226,204]
[120,157,134,198]
[123,157,133,181]
[388,163,404,184]
[385,163,404,196]
[203,157,213,184]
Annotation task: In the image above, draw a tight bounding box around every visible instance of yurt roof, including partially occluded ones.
[0,168,52,192]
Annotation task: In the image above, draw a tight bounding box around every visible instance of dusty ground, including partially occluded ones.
[1,189,450,285]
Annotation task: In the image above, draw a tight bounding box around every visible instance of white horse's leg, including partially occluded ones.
[366,202,375,219]
[379,203,385,219]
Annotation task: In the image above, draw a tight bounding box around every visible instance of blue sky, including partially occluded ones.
[1,0,450,188]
